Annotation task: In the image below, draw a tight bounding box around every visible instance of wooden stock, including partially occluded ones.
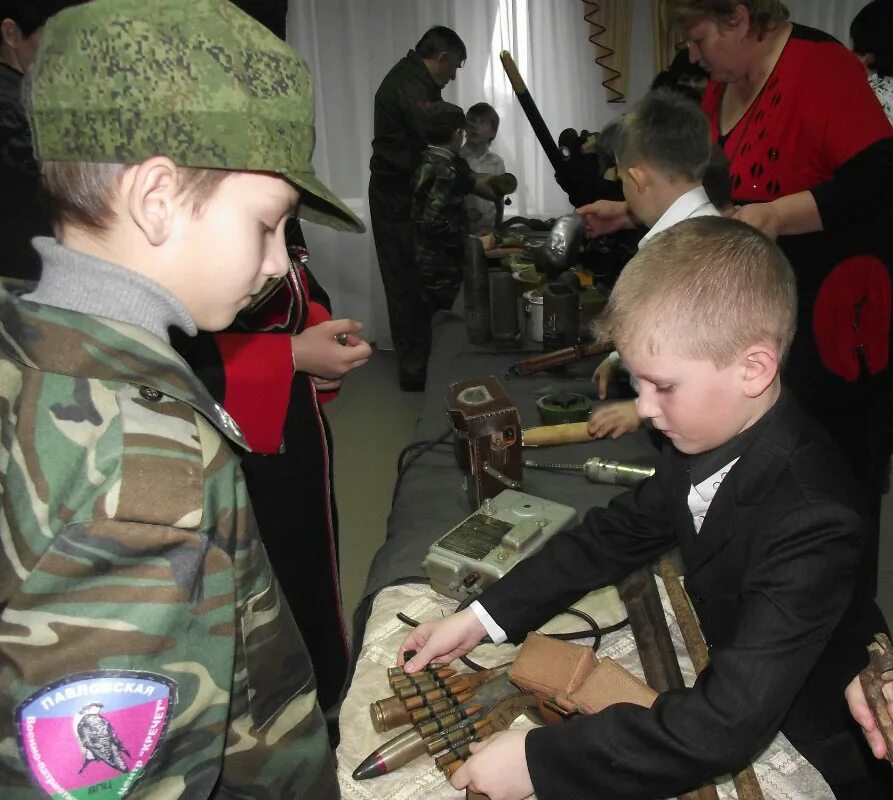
[618,567,719,800]
[659,555,765,800]
[522,421,593,447]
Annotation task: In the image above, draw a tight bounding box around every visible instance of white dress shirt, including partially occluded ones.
[637,185,720,249]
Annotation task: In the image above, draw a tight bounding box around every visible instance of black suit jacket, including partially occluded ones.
[479,392,887,798]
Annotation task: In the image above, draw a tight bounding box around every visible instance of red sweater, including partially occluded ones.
[215,267,337,454]
[703,25,893,382]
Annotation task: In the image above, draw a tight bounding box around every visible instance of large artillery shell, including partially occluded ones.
[370,694,411,733]
[352,727,427,780]
[371,686,475,733]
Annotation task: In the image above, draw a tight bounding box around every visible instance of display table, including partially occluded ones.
[339,311,833,798]
[350,311,657,650]
[337,582,833,799]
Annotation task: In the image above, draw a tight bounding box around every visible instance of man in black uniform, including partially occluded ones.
[368,25,466,391]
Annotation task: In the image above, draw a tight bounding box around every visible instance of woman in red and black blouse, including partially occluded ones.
[671,0,893,595]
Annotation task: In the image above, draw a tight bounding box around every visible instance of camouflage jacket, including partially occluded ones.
[0,286,338,799]
[411,146,474,271]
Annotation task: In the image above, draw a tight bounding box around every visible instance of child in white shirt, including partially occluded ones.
[460,102,507,234]
[582,90,726,439]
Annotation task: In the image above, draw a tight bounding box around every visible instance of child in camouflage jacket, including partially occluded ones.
[0,1,362,797]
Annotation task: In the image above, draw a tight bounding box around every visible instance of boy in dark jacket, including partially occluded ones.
[411,101,474,313]
[409,101,515,383]
[399,216,892,799]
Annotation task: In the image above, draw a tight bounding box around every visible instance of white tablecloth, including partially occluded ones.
[337,582,834,800]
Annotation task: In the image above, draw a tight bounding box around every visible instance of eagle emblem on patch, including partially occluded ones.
[16,670,177,799]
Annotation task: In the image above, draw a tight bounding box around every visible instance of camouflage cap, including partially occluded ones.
[26,0,363,233]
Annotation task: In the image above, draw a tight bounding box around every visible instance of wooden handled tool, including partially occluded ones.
[522,421,594,447]
[507,339,614,377]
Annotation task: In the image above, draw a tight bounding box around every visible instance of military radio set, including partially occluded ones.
[422,489,577,602]
[424,377,577,601]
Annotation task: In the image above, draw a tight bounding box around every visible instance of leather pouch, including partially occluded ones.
[508,632,657,716]
[509,632,597,697]
[566,657,656,713]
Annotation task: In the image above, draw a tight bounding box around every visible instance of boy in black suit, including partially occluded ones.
[399,216,892,799]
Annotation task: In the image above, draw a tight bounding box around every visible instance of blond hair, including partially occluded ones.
[666,0,789,37]
[597,216,796,366]
[41,161,229,232]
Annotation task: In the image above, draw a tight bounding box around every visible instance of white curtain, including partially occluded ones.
[287,0,656,346]
[287,0,865,346]
[785,0,866,44]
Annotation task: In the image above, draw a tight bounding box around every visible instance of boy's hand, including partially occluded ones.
[588,401,641,439]
[575,199,634,237]
[846,674,893,759]
[592,353,619,399]
[310,375,343,392]
[398,608,487,671]
[451,730,533,800]
[290,319,372,379]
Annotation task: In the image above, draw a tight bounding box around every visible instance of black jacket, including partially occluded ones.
[369,51,441,189]
[479,392,886,797]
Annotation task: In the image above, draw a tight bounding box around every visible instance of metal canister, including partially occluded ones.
[541,282,579,352]
[583,457,655,486]
[463,235,491,344]
[489,269,521,345]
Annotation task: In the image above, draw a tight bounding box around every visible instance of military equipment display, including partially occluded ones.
[356,665,515,780]
[506,338,614,377]
[523,456,656,488]
[446,376,523,508]
[370,688,476,733]
[444,693,542,800]
[422,490,576,602]
[389,666,457,690]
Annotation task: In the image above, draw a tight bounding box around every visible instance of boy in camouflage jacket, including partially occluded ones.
[411,101,475,313]
[0,1,363,797]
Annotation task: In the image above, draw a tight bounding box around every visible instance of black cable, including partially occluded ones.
[391,427,453,505]
[395,435,452,476]
[396,605,630,672]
